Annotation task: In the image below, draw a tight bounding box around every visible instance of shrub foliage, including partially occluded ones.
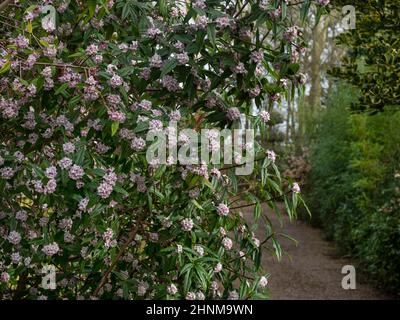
[0,0,324,299]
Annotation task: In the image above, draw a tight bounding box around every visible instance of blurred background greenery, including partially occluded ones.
[268,0,400,294]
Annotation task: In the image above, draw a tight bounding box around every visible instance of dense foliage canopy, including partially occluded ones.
[330,0,400,113]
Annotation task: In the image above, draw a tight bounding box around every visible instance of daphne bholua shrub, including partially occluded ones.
[0,0,321,299]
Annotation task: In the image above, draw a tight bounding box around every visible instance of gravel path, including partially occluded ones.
[244,204,391,300]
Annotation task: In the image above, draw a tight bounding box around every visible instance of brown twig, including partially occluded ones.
[220,156,266,171]
[260,233,275,246]
[32,61,93,70]
[234,0,250,18]
[228,186,254,206]
[93,223,140,297]
[225,265,254,281]
[230,191,292,210]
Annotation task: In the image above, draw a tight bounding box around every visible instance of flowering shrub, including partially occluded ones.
[0,0,324,299]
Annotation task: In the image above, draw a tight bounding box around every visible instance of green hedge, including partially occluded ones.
[306,84,400,293]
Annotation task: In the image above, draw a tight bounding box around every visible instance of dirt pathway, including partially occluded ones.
[244,204,391,300]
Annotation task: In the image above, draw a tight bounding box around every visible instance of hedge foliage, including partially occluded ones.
[306,84,400,293]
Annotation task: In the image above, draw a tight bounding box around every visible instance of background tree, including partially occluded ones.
[329,0,400,113]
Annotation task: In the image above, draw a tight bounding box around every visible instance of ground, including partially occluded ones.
[244,204,391,300]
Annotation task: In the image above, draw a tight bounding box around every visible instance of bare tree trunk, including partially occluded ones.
[290,98,296,145]
[308,16,328,112]
[286,99,291,145]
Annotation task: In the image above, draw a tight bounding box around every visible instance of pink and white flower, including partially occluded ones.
[181,218,194,232]
[222,237,233,250]
[217,203,229,216]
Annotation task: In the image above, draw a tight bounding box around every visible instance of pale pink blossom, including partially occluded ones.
[214,262,222,273]
[292,182,301,193]
[222,237,233,250]
[181,218,194,232]
[217,203,229,216]
[259,276,268,288]
[69,164,84,180]
[42,242,60,256]
[228,290,239,300]
[1,272,10,283]
[267,150,276,163]
[167,284,178,295]
[8,231,21,245]
[227,107,241,121]
[186,292,196,300]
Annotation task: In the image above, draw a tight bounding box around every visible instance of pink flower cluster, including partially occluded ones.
[84,76,100,101]
[292,182,301,193]
[150,54,163,68]
[283,26,299,43]
[103,228,117,248]
[216,16,230,29]
[217,203,229,217]
[97,169,118,199]
[167,284,178,295]
[267,150,276,163]
[42,242,60,257]
[58,68,82,88]
[108,110,126,123]
[8,231,21,245]
[222,237,233,250]
[162,75,180,92]
[131,137,146,151]
[259,276,268,288]
[317,0,330,6]
[177,52,189,65]
[195,16,209,29]
[227,107,241,121]
[69,164,85,181]
[181,218,194,232]
[260,110,270,123]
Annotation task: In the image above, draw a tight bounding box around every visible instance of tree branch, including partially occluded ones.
[93,223,140,297]
[234,0,250,19]
[230,191,292,210]
[220,156,267,171]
